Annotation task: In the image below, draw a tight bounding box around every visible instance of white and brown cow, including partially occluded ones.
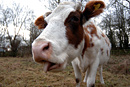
[32,0,111,87]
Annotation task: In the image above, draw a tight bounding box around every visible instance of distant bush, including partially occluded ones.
[111,49,130,55]
[0,51,12,57]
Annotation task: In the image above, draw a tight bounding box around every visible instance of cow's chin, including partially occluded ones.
[43,61,67,73]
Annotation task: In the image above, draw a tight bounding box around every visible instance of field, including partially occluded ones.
[0,55,130,87]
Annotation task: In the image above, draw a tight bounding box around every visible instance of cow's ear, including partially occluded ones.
[35,16,47,29]
[82,0,105,21]
[35,12,51,29]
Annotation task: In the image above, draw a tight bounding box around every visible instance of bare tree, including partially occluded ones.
[100,0,130,49]
[0,3,34,57]
[100,13,117,49]
[41,0,88,11]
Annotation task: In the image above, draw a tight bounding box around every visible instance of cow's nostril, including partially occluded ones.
[40,60,46,63]
[37,60,45,63]
[43,43,49,51]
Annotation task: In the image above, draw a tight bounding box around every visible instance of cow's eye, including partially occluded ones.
[70,16,79,22]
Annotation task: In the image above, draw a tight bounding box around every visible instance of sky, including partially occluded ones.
[0,0,50,40]
[0,0,50,17]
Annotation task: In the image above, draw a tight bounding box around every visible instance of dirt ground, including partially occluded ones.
[0,55,130,87]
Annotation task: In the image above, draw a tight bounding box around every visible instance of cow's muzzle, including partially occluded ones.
[32,41,67,72]
[32,41,52,63]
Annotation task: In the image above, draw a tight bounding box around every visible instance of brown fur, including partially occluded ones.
[105,38,110,47]
[82,34,90,56]
[64,11,84,48]
[83,0,105,21]
[101,32,106,37]
[86,23,100,39]
[107,50,109,56]
[101,48,104,55]
[35,16,47,29]
[82,23,100,56]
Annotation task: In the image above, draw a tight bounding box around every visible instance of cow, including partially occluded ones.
[32,0,111,87]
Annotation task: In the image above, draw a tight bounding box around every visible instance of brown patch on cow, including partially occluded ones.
[90,43,94,47]
[82,34,95,56]
[85,23,100,39]
[83,0,105,21]
[35,16,47,29]
[101,48,104,55]
[82,34,90,56]
[65,11,84,48]
[85,34,91,48]
[107,50,109,56]
[84,26,90,34]
[101,32,106,37]
[105,38,110,47]
[82,24,98,56]
[90,38,92,42]
[101,48,103,51]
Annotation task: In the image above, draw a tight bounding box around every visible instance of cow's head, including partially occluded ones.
[32,0,105,72]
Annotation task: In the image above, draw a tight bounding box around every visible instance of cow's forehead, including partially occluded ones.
[45,2,77,22]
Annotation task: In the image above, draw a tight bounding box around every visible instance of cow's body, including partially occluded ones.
[72,21,111,87]
[32,1,111,87]
[81,21,110,72]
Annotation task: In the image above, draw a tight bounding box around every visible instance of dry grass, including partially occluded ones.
[0,55,130,87]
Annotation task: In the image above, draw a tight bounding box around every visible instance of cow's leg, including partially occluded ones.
[87,58,99,87]
[99,65,104,84]
[72,59,82,87]
[83,68,89,83]
[83,70,87,82]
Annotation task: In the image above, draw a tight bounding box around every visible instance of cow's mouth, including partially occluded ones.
[43,61,64,72]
